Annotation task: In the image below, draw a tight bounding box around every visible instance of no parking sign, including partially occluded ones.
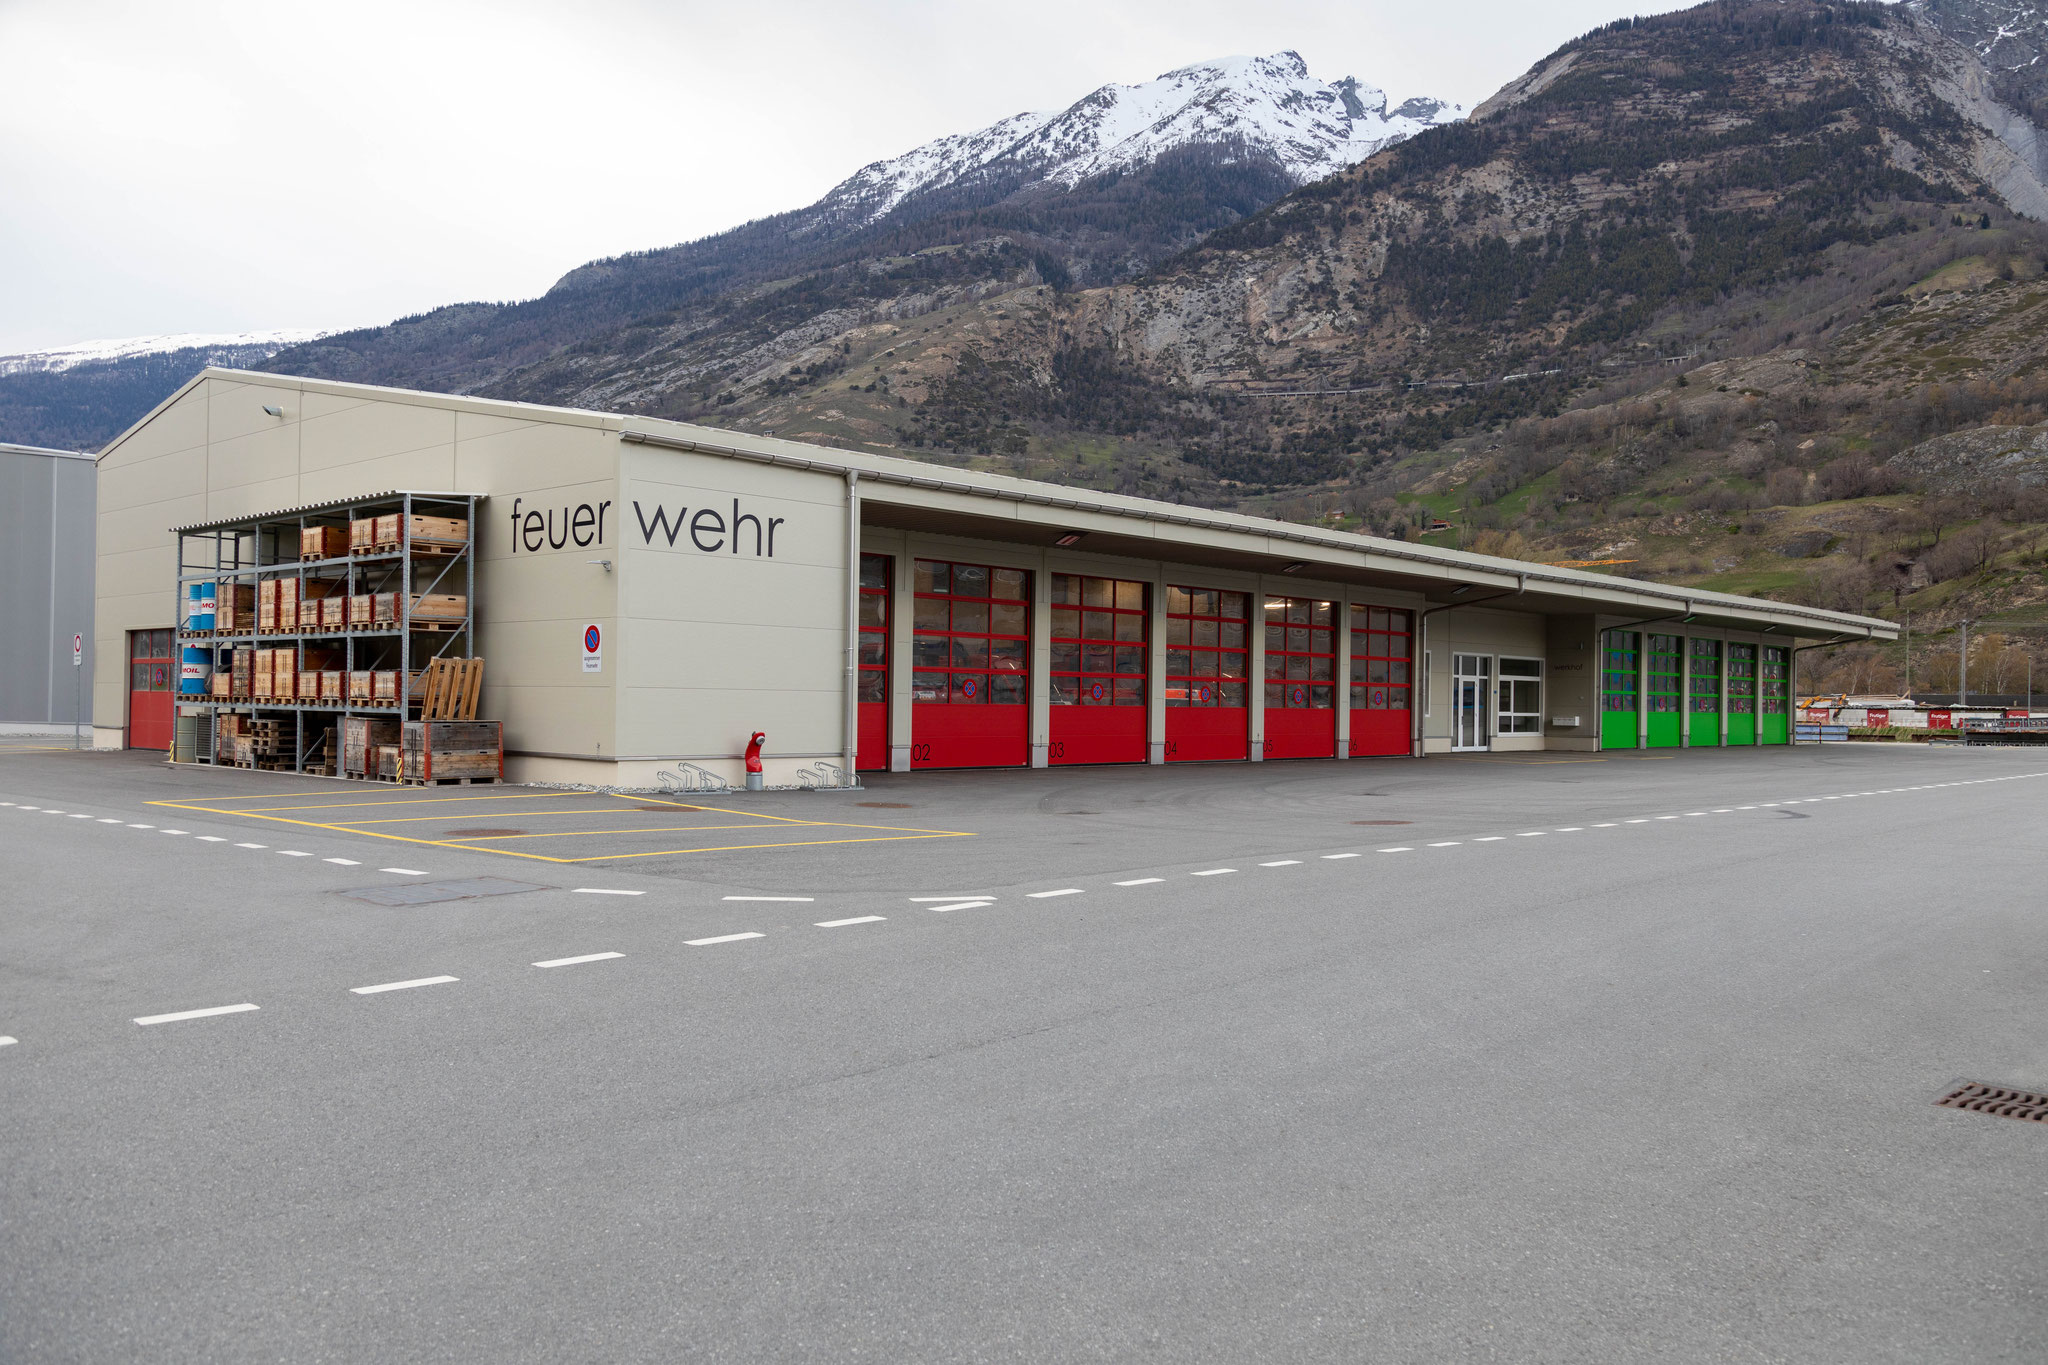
[582,623,602,673]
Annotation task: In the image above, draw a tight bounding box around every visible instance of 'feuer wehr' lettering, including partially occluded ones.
[509,497,612,553]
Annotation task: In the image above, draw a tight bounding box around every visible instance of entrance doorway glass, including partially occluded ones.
[1452,653,1491,751]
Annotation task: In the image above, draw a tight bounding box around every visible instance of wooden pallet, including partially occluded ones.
[400,775,497,786]
[409,541,465,557]
[416,657,485,721]
[409,618,464,634]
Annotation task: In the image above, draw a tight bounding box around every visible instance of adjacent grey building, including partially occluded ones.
[1,442,95,728]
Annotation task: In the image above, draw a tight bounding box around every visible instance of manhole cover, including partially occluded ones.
[1935,1080,2048,1123]
[858,802,911,809]
[339,877,549,907]
[445,828,525,837]
[1353,820,1412,826]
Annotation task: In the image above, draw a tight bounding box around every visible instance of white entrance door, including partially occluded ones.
[1453,653,1491,751]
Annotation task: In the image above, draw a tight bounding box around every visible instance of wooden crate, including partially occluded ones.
[297,672,322,702]
[323,596,348,628]
[351,519,377,553]
[373,670,399,701]
[298,600,323,629]
[209,672,231,699]
[231,647,253,699]
[272,649,296,701]
[407,515,468,545]
[301,526,349,560]
[348,670,374,701]
[374,591,398,623]
[374,513,401,547]
[375,744,402,780]
[342,716,401,777]
[218,583,255,633]
[401,720,502,784]
[257,579,279,633]
[252,650,273,698]
[409,593,467,621]
[321,670,343,701]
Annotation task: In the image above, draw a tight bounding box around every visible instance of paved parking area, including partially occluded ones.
[4,743,2046,1362]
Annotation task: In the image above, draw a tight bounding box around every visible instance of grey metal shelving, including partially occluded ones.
[171,490,482,773]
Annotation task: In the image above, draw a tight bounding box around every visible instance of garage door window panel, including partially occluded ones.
[912,559,1029,767]
[1049,574,1147,764]
[1348,605,1413,756]
[1264,596,1335,759]
[857,553,890,769]
[1164,587,1249,761]
[1601,630,1640,750]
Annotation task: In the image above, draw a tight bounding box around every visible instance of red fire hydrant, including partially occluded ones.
[744,731,766,790]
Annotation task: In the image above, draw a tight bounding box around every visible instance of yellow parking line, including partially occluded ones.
[315,809,768,827]
[171,792,588,813]
[432,820,973,842]
[626,793,833,827]
[545,832,975,862]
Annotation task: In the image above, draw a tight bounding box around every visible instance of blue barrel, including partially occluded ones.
[180,645,212,695]
[188,582,215,632]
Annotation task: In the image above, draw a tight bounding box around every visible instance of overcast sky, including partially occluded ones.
[0,0,1705,352]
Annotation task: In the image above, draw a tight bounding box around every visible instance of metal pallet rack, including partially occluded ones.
[172,491,482,774]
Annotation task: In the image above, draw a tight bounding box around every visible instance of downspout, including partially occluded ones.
[844,469,861,788]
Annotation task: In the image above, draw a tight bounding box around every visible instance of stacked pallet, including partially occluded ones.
[300,526,348,561]
[216,583,255,634]
[234,717,290,769]
[401,720,501,785]
[342,716,401,778]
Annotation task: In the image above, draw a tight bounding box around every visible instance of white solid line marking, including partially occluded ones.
[1191,868,1236,876]
[134,1003,259,1026]
[196,835,226,842]
[573,888,642,895]
[234,842,266,848]
[324,857,359,864]
[1114,878,1164,886]
[1028,888,1084,898]
[1474,836,1506,841]
[1260,860,1302,867]
[278,850,311,857]
[686,932,764,946]
[910,896,995,902]
[815,916,885,928]
[1428,841,1462,847]
[1378,847,1414,853]
[723,895,814,902]
[925,900,992,912]
[350,976,458,995]
[533,952,624,968]
[381,868,426,876]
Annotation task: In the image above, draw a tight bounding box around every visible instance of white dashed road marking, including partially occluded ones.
[1379,847,1414,853]
[234,842,266,849]
[573,888,640,895]
[1428,841,1461,848]
[196,836,226,842]
[910,896,995,902]
[925,901,992,913]
[1114,878,1164,886]
[723,896,814,903]
[0,1036,16,1047]
[686,932,764,947]
[278,850,311,857]
[381,868,426,876]
[1259,861,1301,868]
[1191,868,1236,877]
[324,857,358,864]
[134,1003,259,1026]
[1322,853,1360,860]
[533,952,624,968]
[816,916,886,928]
[1027,889,1084,899]
[351,976,458,995]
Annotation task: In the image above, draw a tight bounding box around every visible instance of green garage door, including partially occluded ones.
[1689,639,1722,747]
[1761,645,1790,744]
[1728,643,1758,746]
[1601,630,1640,750]
[1647,634,1683,748]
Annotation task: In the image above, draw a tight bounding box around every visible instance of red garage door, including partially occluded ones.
[1348,605,1413,757]
[1050,573,1147,765]
[128,628,175,751]
[1263,596,1336,759]
[1164,586,1249,761]
[911,558,1029,768]
[856,553,890,771]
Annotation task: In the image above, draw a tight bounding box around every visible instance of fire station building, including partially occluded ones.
[91,369,1897,787]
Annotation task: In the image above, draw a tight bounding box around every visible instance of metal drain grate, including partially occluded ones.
[340,877,549,907]
[1935,1080,2048,1124]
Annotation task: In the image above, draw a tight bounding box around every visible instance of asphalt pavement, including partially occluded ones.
[2,743,2044,1362]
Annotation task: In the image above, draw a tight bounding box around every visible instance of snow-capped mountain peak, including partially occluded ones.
[0,329,329,376]
[807,51,1460,231]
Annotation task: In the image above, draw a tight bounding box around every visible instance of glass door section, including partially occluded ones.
[1688,638,1722,747]
[910,558,1030,768]
[1164,586,1250,761]
[1727,642,1758,745]
[1263,596,1336,759]
[1049,574,1147,765]
[1647,633,1683,748]
[856,553,890,771]
[1600,630,1640,750]
[1452,653,1491,750]
[1348,605,1413,756]
[1761,645,1790,744]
